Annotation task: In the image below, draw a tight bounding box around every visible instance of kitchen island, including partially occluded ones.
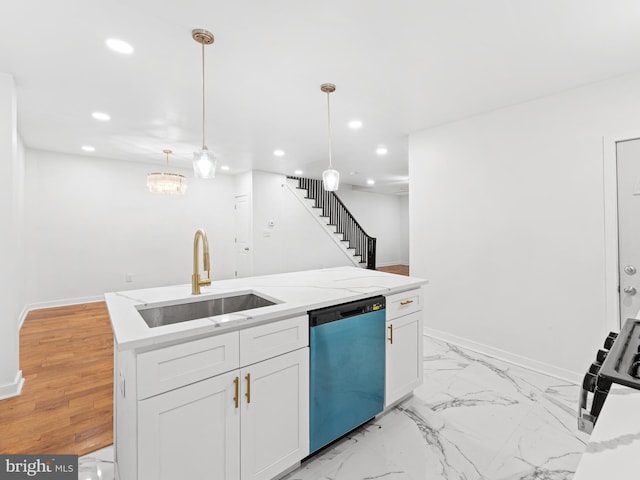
[106,266,427,480]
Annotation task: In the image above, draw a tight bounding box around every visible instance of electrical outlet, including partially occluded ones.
[125,273,133,283]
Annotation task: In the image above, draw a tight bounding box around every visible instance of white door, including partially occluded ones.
[616,139,640,323]
[138,371,241,480]
[235,194,253,278]
[240,348,309,480]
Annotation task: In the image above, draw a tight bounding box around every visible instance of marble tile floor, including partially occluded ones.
[79,336,589,480]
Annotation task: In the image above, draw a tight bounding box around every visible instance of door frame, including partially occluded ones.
[234,193,253,278]
[603,131,640,333]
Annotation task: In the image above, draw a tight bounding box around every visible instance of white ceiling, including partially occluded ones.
[2,1,640,194]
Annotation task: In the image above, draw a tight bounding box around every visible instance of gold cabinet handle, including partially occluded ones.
[245,373,251,404]
[388,324,393,344]
[400,299,414,306]
[233,376,239,409]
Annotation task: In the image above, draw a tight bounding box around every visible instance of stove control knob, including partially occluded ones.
[604,332,618,350]
[582,371,597,393]
[596,349,608,363]
[589,362,601,376]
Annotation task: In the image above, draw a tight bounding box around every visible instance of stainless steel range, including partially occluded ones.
[578,318,640,433]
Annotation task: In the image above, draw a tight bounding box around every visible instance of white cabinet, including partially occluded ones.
[138,370,240,480]
[385,290,423,407]
[137,331,240,400]
[137,349,308,480]
[116,315,309,480]
[240,348,309,480]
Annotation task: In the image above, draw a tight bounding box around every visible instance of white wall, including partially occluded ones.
[409,71,640,382]
[22,156,407,306]
[0,74,24,398]
[24,149,237,306]
[338,187,409,266]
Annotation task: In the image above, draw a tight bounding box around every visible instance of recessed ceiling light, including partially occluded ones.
[294,169,303,175]
[348,120,363,129]
[106,38,134,55]
[81,145,95,152]
[375,146,388,155]
[367,179,375,185]
[92,112,111,121]
[220,165,230,171]
[273,149,285,157]
[349,171,359,176]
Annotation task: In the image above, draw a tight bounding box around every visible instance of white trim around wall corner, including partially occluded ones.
[602,131,640,336]
[19,295,104,330]
[424,326,582,386]
[18,305,29,331]
[0,370,24,400]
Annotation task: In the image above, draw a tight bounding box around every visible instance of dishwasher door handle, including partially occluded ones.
[388,324,393,344]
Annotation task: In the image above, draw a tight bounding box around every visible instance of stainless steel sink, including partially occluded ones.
[137,293,277,328]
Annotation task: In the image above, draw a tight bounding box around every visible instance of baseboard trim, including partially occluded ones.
[0,370,24,400]
[423,326,582,385]
[19,295,104,330]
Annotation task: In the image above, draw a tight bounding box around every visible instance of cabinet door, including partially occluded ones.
[138,370,240,480]
[385,311,423,407]
[240,348,309,480]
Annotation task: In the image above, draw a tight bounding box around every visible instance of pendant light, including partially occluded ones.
[320,83,340,191]
[147,149,187,194]
[192,28,216,179]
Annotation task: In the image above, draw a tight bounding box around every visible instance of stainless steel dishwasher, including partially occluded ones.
[308,296,386,454]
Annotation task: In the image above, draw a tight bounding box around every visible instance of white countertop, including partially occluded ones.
[105,266,427,351]
[573,384,640,479]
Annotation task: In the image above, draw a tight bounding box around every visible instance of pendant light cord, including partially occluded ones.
[326,91,333,169]
[201,39,206,149]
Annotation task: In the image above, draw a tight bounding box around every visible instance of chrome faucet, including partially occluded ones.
[192,228,212,295]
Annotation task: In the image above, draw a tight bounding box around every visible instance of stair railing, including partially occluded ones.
[289,176,377,269]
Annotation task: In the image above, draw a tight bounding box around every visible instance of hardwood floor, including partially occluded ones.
[0,302,113,456]
[377,264,410,276]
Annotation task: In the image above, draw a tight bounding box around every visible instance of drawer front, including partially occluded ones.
[386,289,422,320]
[137,331,239,400]
[240,315,309,366]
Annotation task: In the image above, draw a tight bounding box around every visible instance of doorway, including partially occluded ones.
[234,194,252,278]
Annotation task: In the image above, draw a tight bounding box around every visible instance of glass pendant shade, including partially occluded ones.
[193,147,216,179]
[322,168,340,192]
[147,172,187,194]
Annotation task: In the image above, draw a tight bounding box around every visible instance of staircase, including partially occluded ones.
[287,176,377,269]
